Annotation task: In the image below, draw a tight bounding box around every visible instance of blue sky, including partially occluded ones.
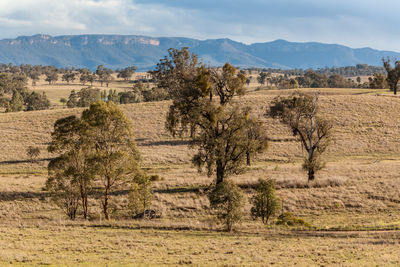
[0,0,399,51]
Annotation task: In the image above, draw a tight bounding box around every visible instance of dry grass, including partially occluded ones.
[1,87,400,265]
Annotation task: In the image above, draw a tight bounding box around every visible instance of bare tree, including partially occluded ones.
[268,92,333,181]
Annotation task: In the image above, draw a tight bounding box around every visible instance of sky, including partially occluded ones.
[0,0,399,51]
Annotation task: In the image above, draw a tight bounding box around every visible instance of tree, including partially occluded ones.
[245,120,269,166]
[28,71,40,86]
[250,179,280,224]
[45,71,58,84]
[25,91,50,111]
[46,158,80,220]
[257,72,267,85]
[62,71,76,84]
[60,98,67,106]
[268,92,332,181]
[48,115,93,219]
[96,65,113,87]
[117,66,137,81]
[67,90,78,108]
[81,101,141,219]
[77,87,100,107]
[369,73,388,89]
[192,105,264,184]
[7,90,24,112]
[153,48,264,184]
[79,69,96,86]
[289,78,299,89]
[382,58,400,94]
[208,180,244,231]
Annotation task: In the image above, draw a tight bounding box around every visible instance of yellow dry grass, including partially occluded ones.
[1,86,400,265]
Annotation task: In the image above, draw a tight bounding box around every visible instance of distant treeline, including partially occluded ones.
[0,61,391,113]
[247,64,386,77]
[251,69,387,89]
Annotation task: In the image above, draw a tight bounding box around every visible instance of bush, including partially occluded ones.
[276,212,311,227]
[208,180,245,231]
[129,175,153,218]
[250,179,280,224]
[26,146,40,163]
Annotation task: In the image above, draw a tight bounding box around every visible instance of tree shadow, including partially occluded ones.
[0,157,54,165]
[0,191,50,201]
[139,140,191,146]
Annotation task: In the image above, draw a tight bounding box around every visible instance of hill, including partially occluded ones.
[0,34,399,70]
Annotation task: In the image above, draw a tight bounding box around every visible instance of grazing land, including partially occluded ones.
[1,82,400,265]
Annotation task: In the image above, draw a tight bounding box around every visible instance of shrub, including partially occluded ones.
[208,180,245,231]
[276,212,311,227]
[26,146,40,163]
[129,175,153,218]
[250,179,280,224]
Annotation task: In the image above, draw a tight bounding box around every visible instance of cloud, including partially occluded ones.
[0,0,399,51]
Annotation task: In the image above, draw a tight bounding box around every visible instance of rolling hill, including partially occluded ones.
[0,34,399,70]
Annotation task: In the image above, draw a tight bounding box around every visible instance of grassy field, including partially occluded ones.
[1,85,400,266]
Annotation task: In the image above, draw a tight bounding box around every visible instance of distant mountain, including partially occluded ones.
[0,34,398,71]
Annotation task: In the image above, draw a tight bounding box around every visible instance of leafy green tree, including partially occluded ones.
[382,58,400,94]
[117,66,137,81]
[0,73,26,95]
[28,71,40,86]
[79,69,96,86]
[289,78,299,89]
[245,120,269,166]
[81,101,141,219]
[45,71,58,84]
[46,159,80,220]
[96,65,113,87]
[7,90,24,112]
[154,48,264,184]
[257,72,267,85]
[62,72,76,84]
[26,91,50,111]
[77,87,100,107]
[268,92,332,181]
[192,105,264,184]
[67,90,78,108]
[250,179,280,224]
[48,115,93,219]
[208,180,244,231]
[369,73,388,89]
[60,98,67,106]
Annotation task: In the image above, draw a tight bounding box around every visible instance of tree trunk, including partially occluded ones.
[216,161,224,184]
[308,168,315,181]
[246,152,251,166]
[190,125,195,138]
[103,186,110,220]
[82,194,88,220]
[394,86,397,95]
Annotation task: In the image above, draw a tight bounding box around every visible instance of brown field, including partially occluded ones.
[1,85,400,266]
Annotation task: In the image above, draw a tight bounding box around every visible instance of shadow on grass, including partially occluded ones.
[0,191,50,201]
[0,157,54,165]
[140,140,191,146]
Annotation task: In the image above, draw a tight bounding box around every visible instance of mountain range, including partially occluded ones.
[0,34,399,71]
